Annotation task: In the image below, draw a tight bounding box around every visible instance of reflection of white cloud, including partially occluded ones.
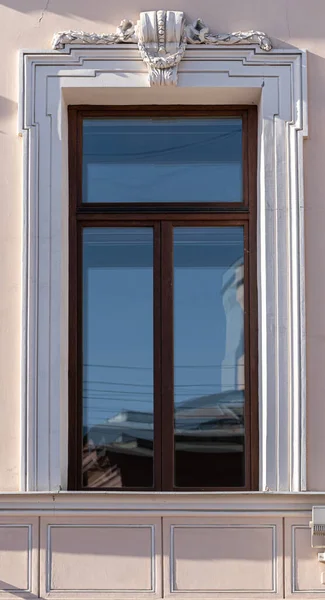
[221,258,244,392]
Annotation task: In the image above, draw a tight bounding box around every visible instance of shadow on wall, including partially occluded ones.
[0,519,320,596]
[0,0,195,21]
[0,524,280,597]
[0,0,323,40]
[0,96,17,117]
[303,51,325,492]
[0,96,18,134]
[0,582,39,600]
[0,524,274,561]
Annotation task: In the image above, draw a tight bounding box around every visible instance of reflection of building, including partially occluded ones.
[84,257,247,488]
[221,258,244,392]
[87,390,244,451]
[85,389,245,488]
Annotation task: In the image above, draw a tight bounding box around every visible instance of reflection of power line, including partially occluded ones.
[84,388,153,396]
[83,391,241,403]
[83,363,238,370]
[83,381,236,387]
[83,406,152,412]
[83,396,152,404]
[83,388,232,396]
[84,129,240,160]
[84,380,153,388]
[84,364,151,370]
[84,385,237,396]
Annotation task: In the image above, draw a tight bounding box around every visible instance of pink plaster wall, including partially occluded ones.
[0,0,324,490]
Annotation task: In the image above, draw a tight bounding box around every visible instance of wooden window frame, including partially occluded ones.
[68,105,258,492]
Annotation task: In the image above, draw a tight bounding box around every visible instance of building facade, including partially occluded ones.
[0,0,325,597]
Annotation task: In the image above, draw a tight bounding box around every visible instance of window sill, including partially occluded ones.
[0,490,323,515]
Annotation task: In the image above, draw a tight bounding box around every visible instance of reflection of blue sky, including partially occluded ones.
[83,118,242,203]
[83,228,244,429]
[83,229,153,429]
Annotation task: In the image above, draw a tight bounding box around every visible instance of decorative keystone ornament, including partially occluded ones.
[137,11,186,86]
[52,10,272,86]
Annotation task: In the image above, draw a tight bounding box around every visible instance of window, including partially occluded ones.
[21,46,306,493]
[68,105,258,491]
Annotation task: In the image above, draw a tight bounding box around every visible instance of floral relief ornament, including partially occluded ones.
[52,11,272,86]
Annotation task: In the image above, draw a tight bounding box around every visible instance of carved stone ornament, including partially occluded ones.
[137,11,186,86]
[52,11,272,86]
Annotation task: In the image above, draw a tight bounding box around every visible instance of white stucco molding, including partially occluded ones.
[52,10,272,85]
[19,43,308,494]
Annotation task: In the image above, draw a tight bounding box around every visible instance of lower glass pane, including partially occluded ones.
[173,227,245,488]
[82,227,154,488]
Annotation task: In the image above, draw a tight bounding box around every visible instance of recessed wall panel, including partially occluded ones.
[0,517,38,599]
[163,517,283,598]
[40,517,161,599]
[285,517,325,597]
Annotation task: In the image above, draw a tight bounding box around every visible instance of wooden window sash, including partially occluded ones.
[68,105,258,492]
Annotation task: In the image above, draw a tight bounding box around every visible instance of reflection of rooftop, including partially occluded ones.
[85,389,245,457]
[109,410,153,424]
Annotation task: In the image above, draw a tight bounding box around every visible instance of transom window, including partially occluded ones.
[68,106,258,491]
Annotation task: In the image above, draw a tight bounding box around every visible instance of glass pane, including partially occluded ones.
[173,227,245,488]
[83,118,242,203]
[82,228,154,488]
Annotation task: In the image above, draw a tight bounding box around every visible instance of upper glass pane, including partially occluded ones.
[82,227,154,488]
[82,118,243,203]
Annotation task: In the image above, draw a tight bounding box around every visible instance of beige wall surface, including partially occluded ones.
[0,511,322,600]
[0,0,324,491]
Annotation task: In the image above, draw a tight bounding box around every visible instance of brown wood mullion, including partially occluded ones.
[247,106,259,490]
[68,108,81,490]
[73,105,252,118]
[153,223,162,490]
[75,212,250,222]
[161,222,174,490]
[243,222,252,490]
[75,204,250,216]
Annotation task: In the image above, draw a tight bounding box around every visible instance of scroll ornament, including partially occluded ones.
[52,11,272,86]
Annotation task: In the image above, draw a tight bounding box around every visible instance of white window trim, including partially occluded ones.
[19,43,308,492]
